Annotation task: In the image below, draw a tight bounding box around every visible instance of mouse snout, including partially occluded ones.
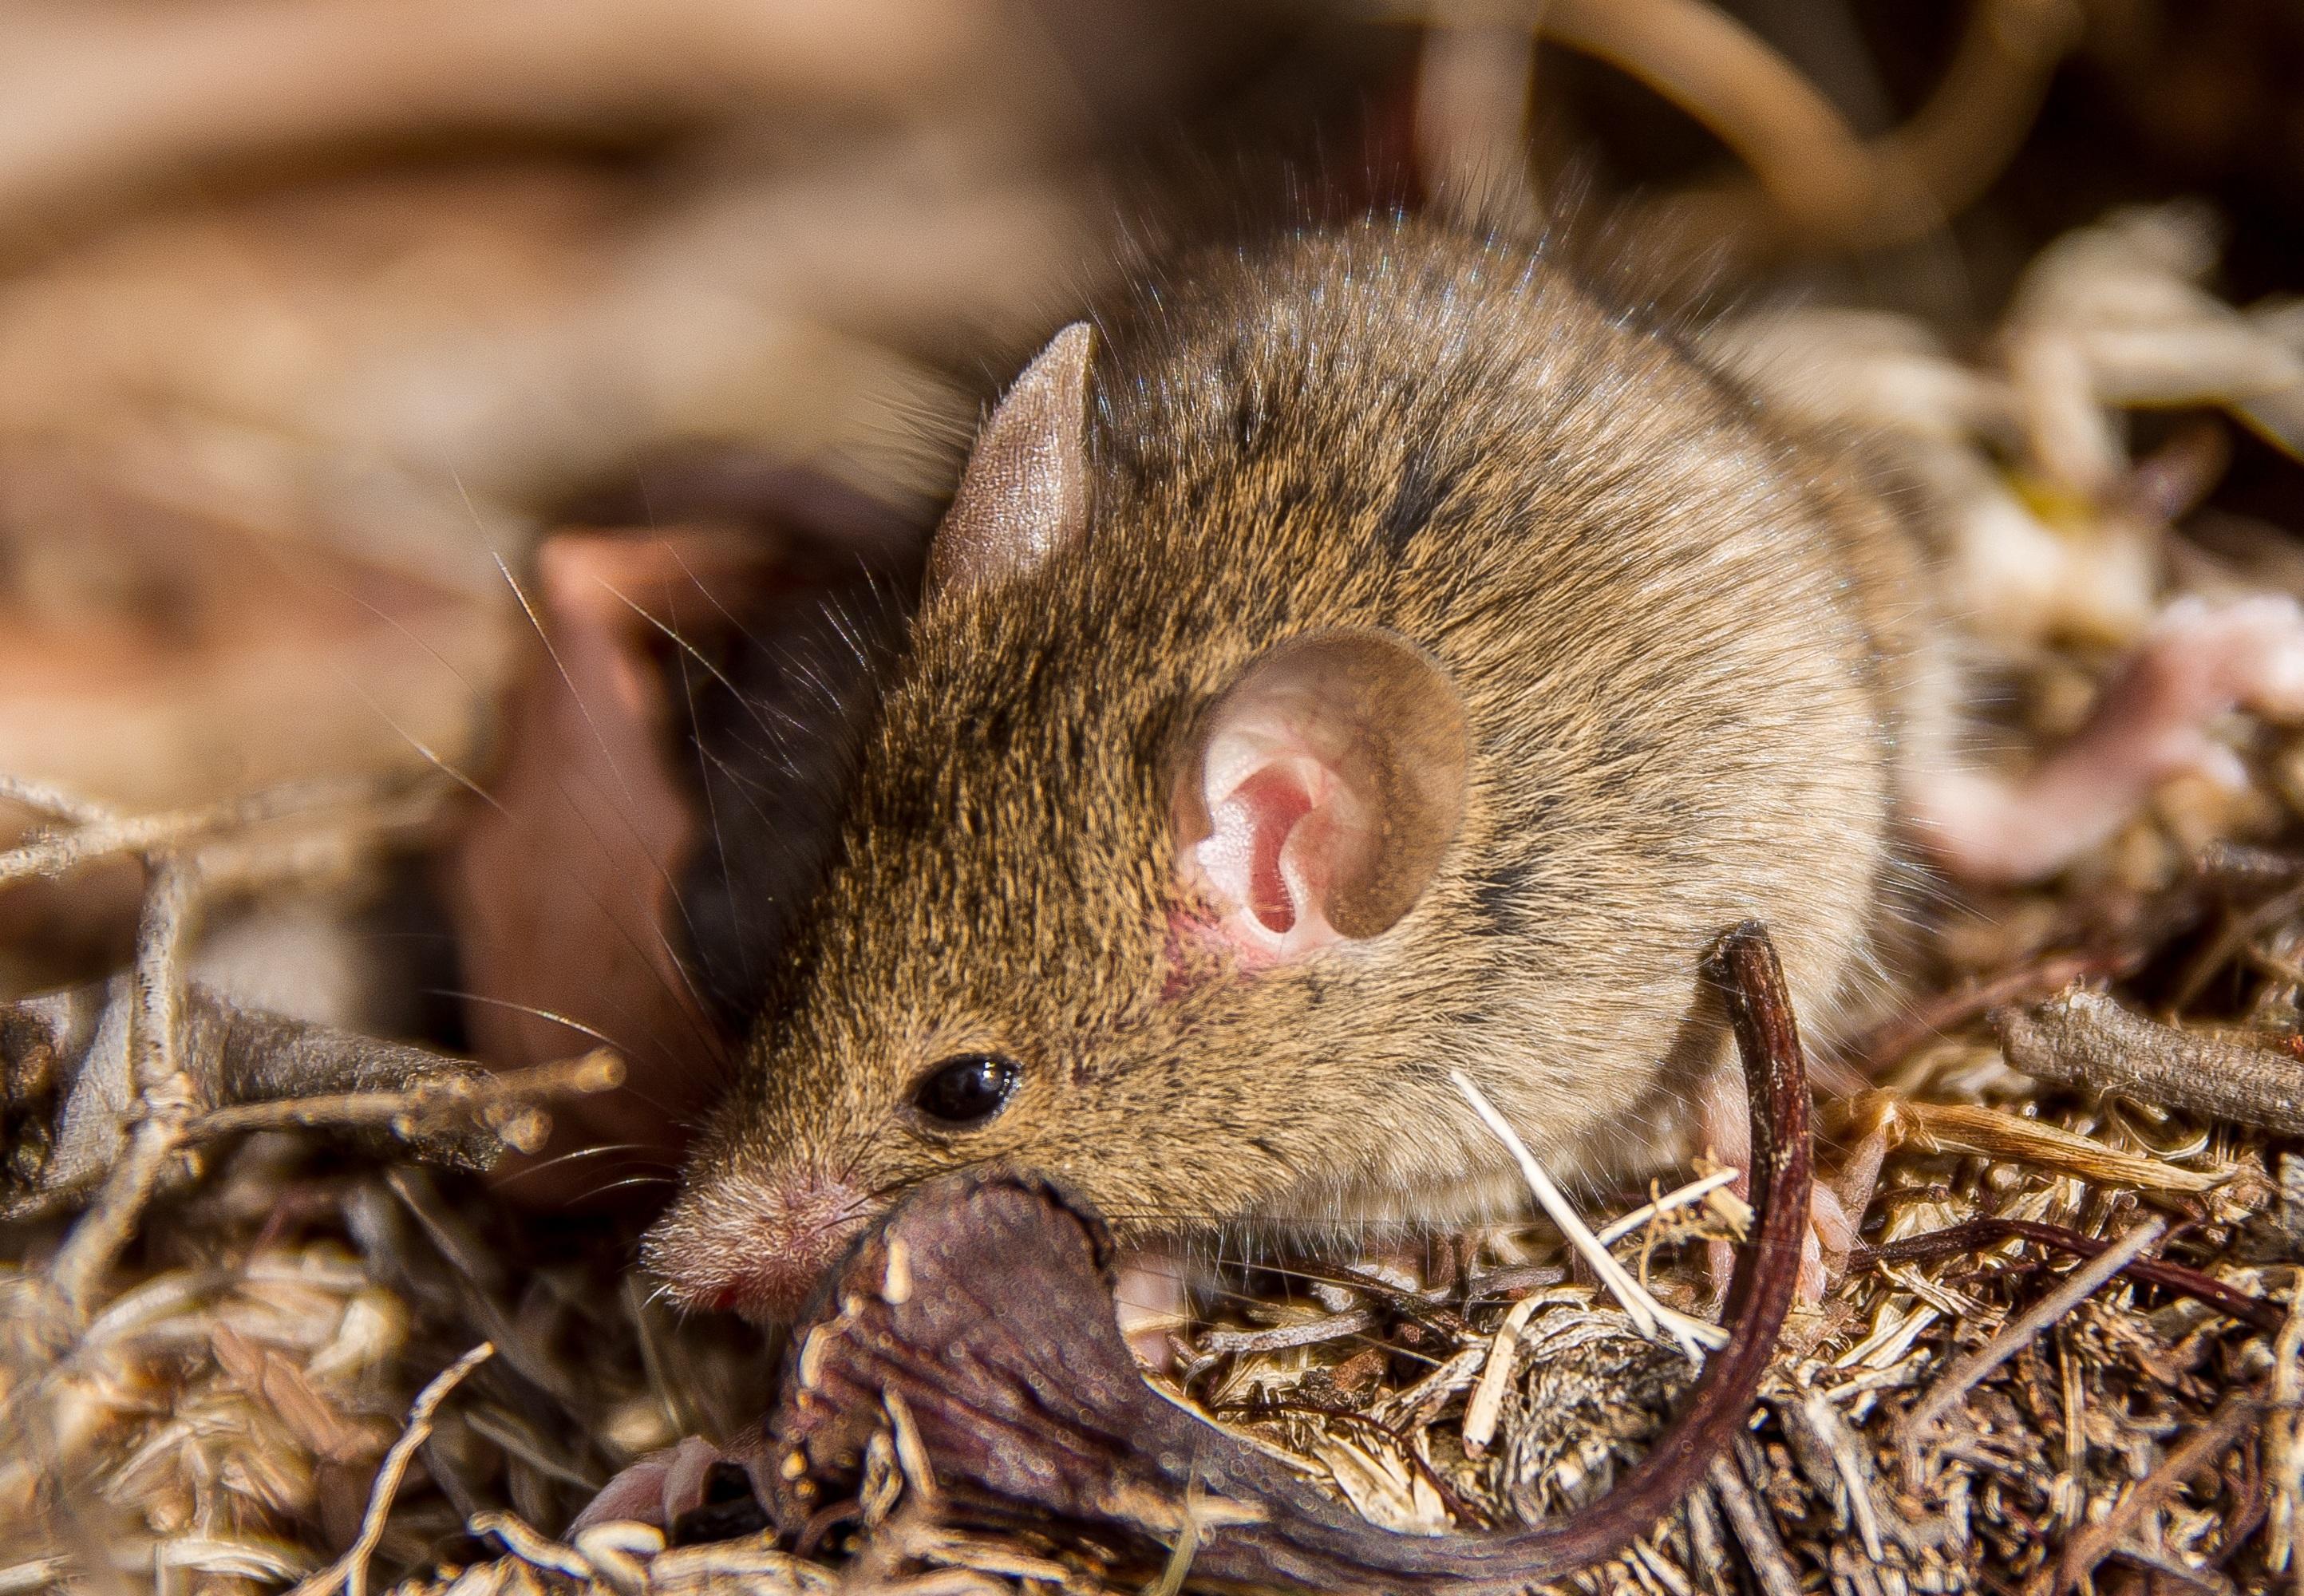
[643,1168,879,1322]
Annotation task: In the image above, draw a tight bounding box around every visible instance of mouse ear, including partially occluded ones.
[1173,629,1471,962]
[926,322,1093,602]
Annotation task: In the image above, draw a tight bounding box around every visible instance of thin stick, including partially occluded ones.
[1451,1070,1728,1358]
[186,1048,623,1146]
[1788,1388,1887,1562]
[1855,1216,2279,1335]
[1196,1309,1378,1358]
[292,1342,496,1596]
[0,776,379,887]
[44,860,197,1318]
[1705,1455,1803,1596]
[0,773,111,824]
[1896,1215,2168,1476]
[2268,1292,2304,1578]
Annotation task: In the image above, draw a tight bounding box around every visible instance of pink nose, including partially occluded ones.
[647,1175,878,1322]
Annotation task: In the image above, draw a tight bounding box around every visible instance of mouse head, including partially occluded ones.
[644,322,1474,1320]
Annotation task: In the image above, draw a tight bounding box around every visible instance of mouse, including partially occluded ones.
[636,212,1944,1321]
[630,211,2304,1326]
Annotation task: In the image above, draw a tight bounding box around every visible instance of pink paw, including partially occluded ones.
[1114,1250,1189,1373]
[2141,592,2304,729]
[1706,1183,1848,1309]
[1919,591,2304,883]
[1701,1065,1855,1307]
[568,1436,737,1535]
[2089,593,2304,796]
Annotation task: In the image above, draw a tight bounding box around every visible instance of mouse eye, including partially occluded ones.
[910,1053,1021,1128]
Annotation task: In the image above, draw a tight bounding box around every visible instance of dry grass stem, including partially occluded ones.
[1452,1069,1728,1357]
[2271,1292,2304,1577]
[2,8,2299,1590]
[1591,1168,1744,1247]
[1851,1090,2230,1192]
[0,776,404,887]
[1704,1456,1801,1596]
[1460,1294,1541,1456]
[292,1341,494,1596]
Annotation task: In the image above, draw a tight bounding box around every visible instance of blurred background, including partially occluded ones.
[9,0,2304,1578]
[0,0,2299,1022]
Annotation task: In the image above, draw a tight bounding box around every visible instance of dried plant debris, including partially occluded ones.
[359,887,2291,1596]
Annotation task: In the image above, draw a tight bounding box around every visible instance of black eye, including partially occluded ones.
[911,1053,1021,1128]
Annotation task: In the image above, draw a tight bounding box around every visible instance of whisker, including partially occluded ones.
[491,1143,679,1188]
[660,539,773,658]
[663,602,753,1029]
[427,990,700,1122]
[327,662,504,814]
[491,737,731,1061]
[818,599,875,674]
[569,1175,681,1203]
[429,989,635,1057]
[597,575,784,747]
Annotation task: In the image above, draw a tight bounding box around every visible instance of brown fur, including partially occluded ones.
[646,215,1941,1304]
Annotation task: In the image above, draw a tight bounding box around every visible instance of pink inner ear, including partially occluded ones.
[1173,628,1467,969]
[1211,764,1315,934]
[1184,721,1361,964]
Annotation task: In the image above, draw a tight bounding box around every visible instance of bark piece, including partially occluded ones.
[1997,985,2304,1136]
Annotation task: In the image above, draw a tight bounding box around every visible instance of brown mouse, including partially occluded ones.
[639,214,1946,1318]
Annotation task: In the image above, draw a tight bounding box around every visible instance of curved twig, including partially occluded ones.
[1410,0,2079,261]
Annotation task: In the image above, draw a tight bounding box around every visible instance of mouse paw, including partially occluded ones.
[1918,591,2304,883]
[1113,1250,1190,1373]
[2110,592,2304,746]
[1705,1183,1846,1310]
[1701,1065,1865,1310]
[568,1435,739,1536]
